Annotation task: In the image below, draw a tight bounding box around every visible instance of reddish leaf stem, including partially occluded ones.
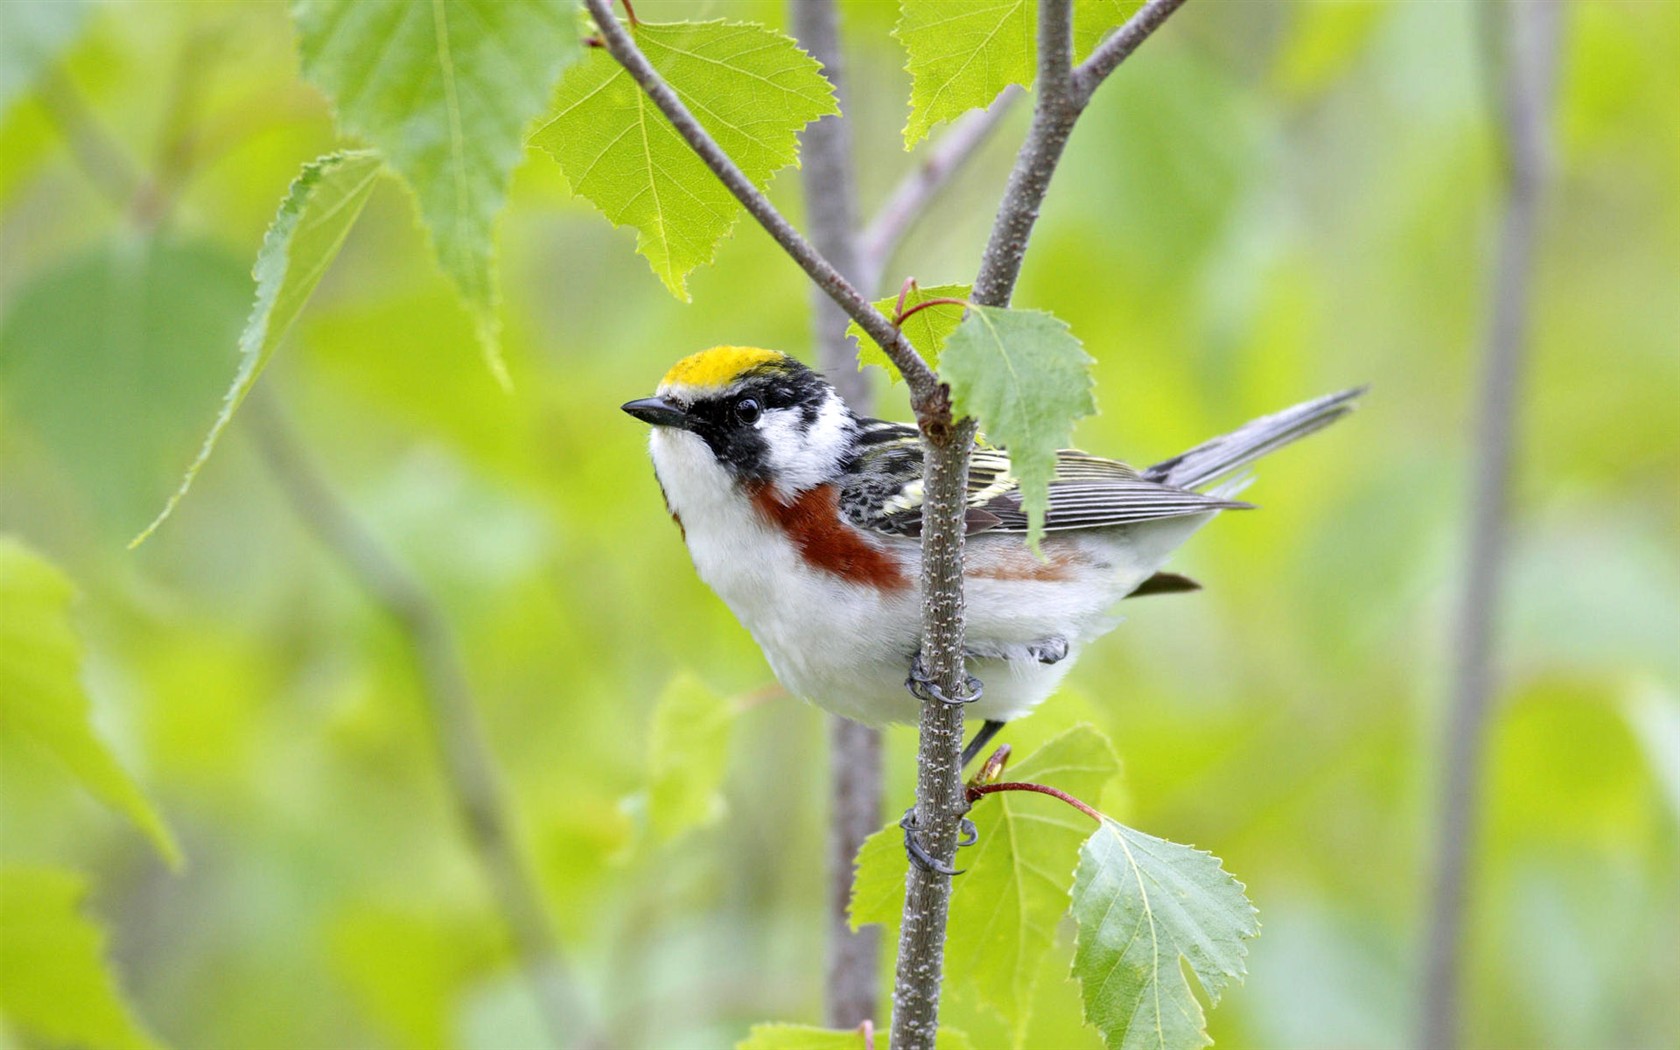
[895,297,971,327]
[967,781,1103,823]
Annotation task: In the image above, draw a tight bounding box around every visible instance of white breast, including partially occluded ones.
[649,428,1219,725]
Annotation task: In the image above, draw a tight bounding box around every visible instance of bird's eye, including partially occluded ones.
[734,397,761,424]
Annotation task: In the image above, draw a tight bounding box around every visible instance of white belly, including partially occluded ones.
[651,429,1215,725]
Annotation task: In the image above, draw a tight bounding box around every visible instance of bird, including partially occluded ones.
[624,345,1361,769]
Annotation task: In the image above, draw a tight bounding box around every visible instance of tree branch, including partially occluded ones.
[581,0,946,424]
[1071,0,1190,104]
[245,388,604,1050]
[971,0,1187,307]
[891,4,1187,1045]
[584,1,1187,1044]
[788,0,884,1029]
[1420,2,1561,1047]
[857,86,1024,296]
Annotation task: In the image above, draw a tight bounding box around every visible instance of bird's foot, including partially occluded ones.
[900,805,978,876]
[905,651,984,707]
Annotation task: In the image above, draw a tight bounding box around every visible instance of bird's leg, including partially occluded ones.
[902,651,986,873]
[961,719,1007,768]
[900,806,976,876]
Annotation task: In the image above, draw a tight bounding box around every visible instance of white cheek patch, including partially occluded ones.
[762,392,852,496]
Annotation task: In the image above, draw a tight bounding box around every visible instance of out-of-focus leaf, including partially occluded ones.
[132,151,382,545]
[0,866,161,1050]
[0,538,180,866]
[647,672,735,841]
[738,1022,974,1050]
[1069,818,1258,1050]
[532,19,837,300]
[849,726,1120,1039]
[940,305,1096,546]
[292,0,579,384]
[0,0,91,119]
[846,283,971,381]
[896,0,1135,145]
[1623,681,1680,826]
[1271,0,1387,100]
[0,237,248,538]
[331,905,503,1050]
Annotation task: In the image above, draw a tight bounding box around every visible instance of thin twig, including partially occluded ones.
[857,86,1024,296]
[581,0,945,424]
[789,0,884,1028]
[972,0,1188,307]
[892,5,1187,1044]
[35,67,144,212]
[245,388,604,1050]
[1420,2,1562,1047]
[1071,0,1191,104]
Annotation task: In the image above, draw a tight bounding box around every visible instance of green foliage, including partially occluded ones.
[0,538,179,866]
[645,672,736,841]
[738,1021,974,1050]
[291,0,579,385]
[897,0,1033,147]
[950,726,1120,1038]
[132,151,382,545]
[0,237,249,539]
[850,726,1123,1039]
[896,0,1137,145]
[1069,818,1259,1050]
[846,283,972,381]
[940,305,1096,546]
[0,866,160,1050]
[533,19,838,299]
[0,0,90,119]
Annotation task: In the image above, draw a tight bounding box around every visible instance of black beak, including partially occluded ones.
[621,396,691,429]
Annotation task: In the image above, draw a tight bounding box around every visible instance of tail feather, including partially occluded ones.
[1144,386,1366,490]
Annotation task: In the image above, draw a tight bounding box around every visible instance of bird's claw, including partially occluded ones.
[905,652,984,707]
[899,806,978,876]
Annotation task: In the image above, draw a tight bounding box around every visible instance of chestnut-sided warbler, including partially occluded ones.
[625,346,1360,748]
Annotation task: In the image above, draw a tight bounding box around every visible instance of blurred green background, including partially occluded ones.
[2,0,1678,1047]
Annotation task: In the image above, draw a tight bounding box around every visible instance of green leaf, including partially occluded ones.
[848,726,1120,1039]
[846,283,971,381]
[1073,0,1144,62]
[0,0,91,120]
[896,0,1136,145]
[739,1022,974,1050]
[0,539,181,866]
[940,305,1096,546]
[533,19,838,300]
[897,0,1032,147]
[293,0,579,385]
[1069,818,1259,1050]
[0,867,161,1050]
[948,726,1120,1039]
[132,151,382,546]
[646,673,735,842]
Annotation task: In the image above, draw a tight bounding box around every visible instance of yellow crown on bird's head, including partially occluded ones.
[659,346,789,395]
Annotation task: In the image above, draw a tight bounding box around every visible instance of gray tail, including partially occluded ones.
[1143,386,1366,490]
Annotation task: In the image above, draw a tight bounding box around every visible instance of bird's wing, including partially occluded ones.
[838,420,1248,538]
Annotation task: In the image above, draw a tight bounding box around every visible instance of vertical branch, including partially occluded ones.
[789,0,883,1028]
[580,2,1186,1044]
[245,389,604,1050]
[1420,2,1562,1047]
